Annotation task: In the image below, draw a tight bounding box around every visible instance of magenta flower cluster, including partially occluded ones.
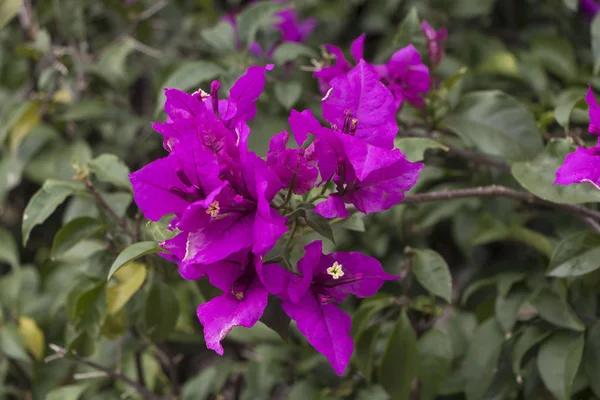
[129,16,433,375]
[313,22,444,111]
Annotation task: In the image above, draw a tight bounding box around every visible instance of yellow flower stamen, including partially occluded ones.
[327,261,344,280]
[231,289,244,301]
[206,201,220,217]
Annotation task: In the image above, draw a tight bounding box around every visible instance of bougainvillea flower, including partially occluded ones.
[274,7,316,43]
[373,45,430,109]
[129,133,223,222]
[192,251,269,355]
[266,131,318,194]
[421,20,447,67]
[264,241,399,375]
[555,86,600,189]
[314,35,429,109]
[322,60,397,149]
[581,0,600,18]
[169,150,287,266]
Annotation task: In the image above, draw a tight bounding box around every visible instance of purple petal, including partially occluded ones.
[350,33,366,62]
[253,175,288,256]
[266,131,318,194]
[322,60,398,149]
[554,146,600,189]
[586,86,600,136]
[288,240,322,302]
[288,109,322,146]
[314,195,349,218]
[228,65,271,123]
[282,295,353,376]
[163,89,207,121]
[197,276,268,355]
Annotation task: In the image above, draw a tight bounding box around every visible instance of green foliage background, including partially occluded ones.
[2,0,600,399]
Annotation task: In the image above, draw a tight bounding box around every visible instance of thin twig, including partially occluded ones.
[400,185,600,223]
[83,179,136,239]
[47,344,165,400]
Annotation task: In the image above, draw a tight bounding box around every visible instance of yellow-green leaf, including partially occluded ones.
[18,316,45,361]
[106,261,147,314]
[9,102,41,152]
[0,0,23,28]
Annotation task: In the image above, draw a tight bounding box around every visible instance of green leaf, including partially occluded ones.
[88,38,135,86]
[531,36,576,81]
[107,241,161,280]
[301,204,335,243]
[394,138,448,162]
[417,329,453,400]
[145,281,179,342]
[0,0,23,28]
[272,42,317,65]
[51,217,102,258]
[236,2,285,45]
[87,154,132,191]
[288,381,322,400]
[461,318,504,400]
[354,323,380,383]
[0,324,30,363]
[583,322,600,397]
[592,15,600,75]
[547,231,600,277]
[350,298,390,340]
[449,0,496,18]
[393,7,421,48]
[563,0,578,10]
[201,21,237,53]
[52,0,85,40]
[45,383,91,400]
[512,325,551,377]
[0,227,19,269]
[341,212,365,232]
[411,249,452,303]
[357,385,390,400]
[554,89,586,131]
[530,288,585,331]
[512,139,600,204]
[106,261,147,314]
[22,180,83,246]
[379,310,418,400]
[274,81,302,110]
[181,366,218,400]
[537,331,584,400]
[154,61,224,115]
[494,288,528,333]
[444,90,543,161]
[259,295,290,341]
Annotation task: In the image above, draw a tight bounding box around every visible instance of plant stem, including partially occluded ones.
[83,179,136,239]
[47,344,165,400]
[400,185,600,223]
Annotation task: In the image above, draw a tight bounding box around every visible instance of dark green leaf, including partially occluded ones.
[22,180,83,246]
[512,325,551,377]
[356,385,390,400]
[531,36,576,81]
[52,0,85,39]
[67,331,95,357]
[87,154,132,191]
[88,38,135,86]
[354,323,380,383]
[379,310,418,400]
[583,321,600,397]
[288,381,321,400]
[445,90,543,161]
[0,0,23,28]
[236,2,284,45]
[511,139,600,204]
[461,318,504,400]
[394,138,448,162]
[417,329,453,400]
[411,249,452,303]
[554,89,586,131]
[181,366,217,400]
[547,231,600,277]
[51,217,102,258]
[145,281,179,342]
[107,241,161,280]
[350,298,389,340]
[530,289,585,331]
[537,331,584,400]
[341,212,366,232]
[154,61,224,115]
[272,42,317,65]
[495,288,529,333]
[260,295,290,341]
[274,81,302,110]
[45,383,91,400]
[302,204,335,243]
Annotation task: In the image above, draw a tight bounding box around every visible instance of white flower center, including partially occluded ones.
[327,261,344,280]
